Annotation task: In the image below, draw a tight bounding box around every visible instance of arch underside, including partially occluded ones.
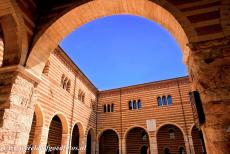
[26,0,190,76]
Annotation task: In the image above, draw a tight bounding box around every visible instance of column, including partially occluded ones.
[149,132,158,154]
[0,66,39,154]
[188,37,230,154]
[61,133,70,154]
[184,135,195,154]
[120,138,126,154]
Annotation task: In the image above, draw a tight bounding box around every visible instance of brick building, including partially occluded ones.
[25,46,205,154]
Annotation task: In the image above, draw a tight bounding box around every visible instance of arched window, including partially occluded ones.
[167,95,172,105]
[104,105,106,113]
[63,77,68,89]
[164,148,170,154]
[61,75,65,87]
[129,101,132,110]
[162,96,167,105]
[169,129,175,139]
[137,99,141,109]
[133,100,137,109]
[111,104,114,112]
[66,80,71,92]
[179,147,185,154]
[107,104,110,112]
[157,97,162,106]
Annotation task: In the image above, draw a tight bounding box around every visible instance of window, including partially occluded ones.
[129,101,132,110]
[111,104,114,112]
[60,74,71,92]
[162,96,167,105]
[137,99,141,109]
[157,96,162,106]
[169,129,175,139]
[66,80,71,92]
[133,100,137,109]
[158,95,172,107]
[107,104,111,112]
[167,95,172,105]
[78,89,85,103]
[104,103,114,113]
[129,99,141,110]
[103,105,106,113]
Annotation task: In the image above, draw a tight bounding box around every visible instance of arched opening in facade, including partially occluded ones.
[71,123,84,154]
[26,0,190,77]
[99,129,119,154]
[47,114,68,154]
[191,126,206,154]
[26,113,36,154]
[86,128,96,154]
[126,127,150,154]
[26,104,43,154]
[157,124,185,154]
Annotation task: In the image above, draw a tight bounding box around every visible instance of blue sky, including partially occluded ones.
[60,15,187,90]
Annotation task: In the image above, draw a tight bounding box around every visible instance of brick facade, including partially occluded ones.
[22,46,204,154]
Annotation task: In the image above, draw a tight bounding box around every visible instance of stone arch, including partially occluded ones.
[156,122,186,137]
[125,126,150,154]
[0,0,28,66]
[26,0,193,76]
[70,122,85,154]
[156,123,186,154]
[124,125,148,139]
[191,125,206,154]
[26,104,44,154]
[86,128,96,154]
[48,112,69,134]
[47,113,69,154]
[99,129,120,154]
[97,128,120,141]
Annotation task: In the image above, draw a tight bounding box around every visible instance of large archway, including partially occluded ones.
[26,0,191,77]
[157,124,186,154]
[47,114,68,154]
[71,122,84,154]
[99,129,119,154]
[126,127,150,154]
[191,126,206,154]
[26,104,44,154]
[86,128,96,154]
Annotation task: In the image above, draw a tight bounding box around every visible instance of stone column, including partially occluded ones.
[120,138,126,154]
[188,37,230,154]
[95,139,99,154]
[184,135,195,154]
[0,66,39,154]
[32,126,49,154]
[61,133,70,154]
[148,131,158,154]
